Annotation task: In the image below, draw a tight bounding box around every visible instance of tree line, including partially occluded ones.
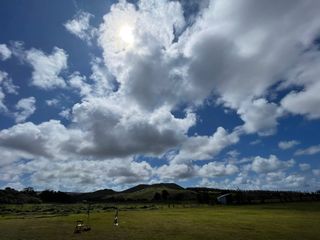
[0,187,319,204]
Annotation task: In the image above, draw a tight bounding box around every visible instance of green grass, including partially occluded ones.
[0,202,319,240]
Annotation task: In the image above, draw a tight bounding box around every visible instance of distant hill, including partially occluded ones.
[77,189,116,201]
[77,183,195,202]
[122,183,184,193]
[110,183,195,202]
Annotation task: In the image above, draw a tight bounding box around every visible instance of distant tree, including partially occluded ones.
[22,187,36,196]
[153,192,161,201]
[5,187,17,193]
[39,190,75,203]
[173,193,184,201]
[197,192,209,204]
[161,190,169,201]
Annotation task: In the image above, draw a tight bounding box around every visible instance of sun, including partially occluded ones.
[119,25,135,46]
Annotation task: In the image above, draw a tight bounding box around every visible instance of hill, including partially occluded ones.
[77,189,116,202]
[122,183,184,193]
[107,183,195,202]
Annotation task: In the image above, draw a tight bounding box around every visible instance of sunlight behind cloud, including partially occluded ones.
[119,25,135,47]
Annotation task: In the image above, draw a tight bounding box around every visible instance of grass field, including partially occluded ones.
[0,202,319,240]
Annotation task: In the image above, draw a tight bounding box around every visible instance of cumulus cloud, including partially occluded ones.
[251,155,295,173]
[237,99,283,136]
[0,156,154,191]
[198,162,238,178]
[0,70,18,111]
[96,0,320,138]
[45,98,59,107]
[68,59,114,98]
[199,178,232,189]
[108,161,153,184]
[71,98,195,158]
[26,47,68,89]
[295,145,320,156]
[281,51,320,119]
[59,109,71,120]
[97,0,193,111]
[265,171,286,183]
[14,97,36,123]
[0,146,30,167]
[203,170,318,191]
[68,72,92,96]
[89,57,114,96]
[299,163,311,171]
[0,44,12,60]
[280,174,308,189]
[0,98,195,160]
[0,120,72,159]
[281,81,320,119]
[64,11,97,44]
[278,140,300,150]
[0,73,8,111]
[156,163,196,180]
[182,0,320,130]
[172,127,240,163]
[313,169,320,177]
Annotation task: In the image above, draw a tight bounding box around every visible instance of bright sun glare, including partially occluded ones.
[119,25,135,46]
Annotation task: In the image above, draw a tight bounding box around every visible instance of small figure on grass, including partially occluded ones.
[114,208,119,226]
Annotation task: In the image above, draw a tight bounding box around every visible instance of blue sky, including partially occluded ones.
[0,0,320,192]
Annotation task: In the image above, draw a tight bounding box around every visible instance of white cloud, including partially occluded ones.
[0,44,12,60]
[108,161,153,185]
[281,174,308,189]
[227,150,240,158]
[97,0,189,112]
[0,71,19,111]
[14,97,36,123]
[0,98,196,160]
[68,72,92,96]
[251,155,295,173]
[26,47,68,89]
[295,145,320,156]
[230,170,317,191]
[278,140,300,150]
[0,156,153,191]
[64,11,97,44]
[281,51,320,119]
[0,74,7,111]
[281,83,320,119]
[313,169,320,177]
[59,109,71,120]
[181,0,320,131]
[89,57,114,97]
[71,98,195,158]
[156,163,195,180]
[99,0,184,68]
[199,178,232,189]
[0,120,71,159]
[45,98,59,107]
[237,99,283,136]
[265,171,286,183]
[0,146,30,167]
[299,163,311,171]
[172,127,240,163]
[198,162,238,177]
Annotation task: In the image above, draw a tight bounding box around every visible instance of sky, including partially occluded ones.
[0,0,320,192]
